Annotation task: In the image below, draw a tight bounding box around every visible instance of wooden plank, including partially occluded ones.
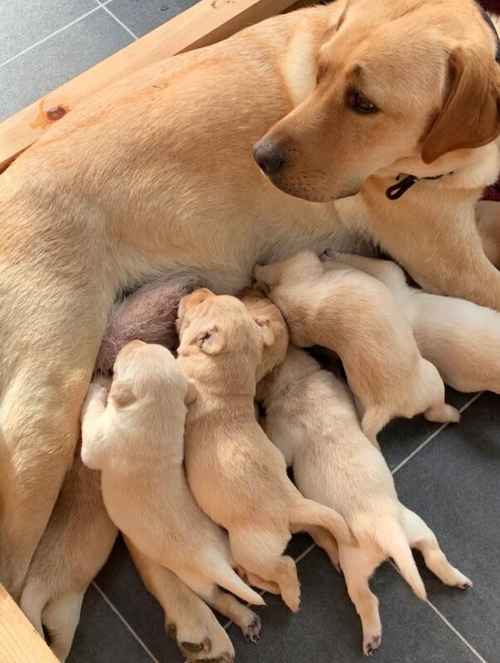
[0,584,58,662]
[0,0,297,173]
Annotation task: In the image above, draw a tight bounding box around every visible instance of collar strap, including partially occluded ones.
[385,171,454,201]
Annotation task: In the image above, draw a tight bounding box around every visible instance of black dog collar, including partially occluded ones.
[385,171,454,200]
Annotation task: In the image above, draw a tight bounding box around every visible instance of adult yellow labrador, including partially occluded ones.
[0,0,499,612]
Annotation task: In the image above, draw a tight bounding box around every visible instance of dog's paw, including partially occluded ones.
[243,615,262,643]
[363,633,382,656]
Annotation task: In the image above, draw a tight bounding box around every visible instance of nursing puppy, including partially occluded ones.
[322,250,500,395]
[20,449,117,662]
[80,340,264,635]
[176,289,352,612]
[255,251,460,443]
[258,347,472,655]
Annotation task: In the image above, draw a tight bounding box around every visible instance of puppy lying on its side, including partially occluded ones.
[81,340,264,639]
[20,447,117,662]
[254,251,459,444]
[321,250,500,395]
[177,289,352,612]
[258,347,472,655]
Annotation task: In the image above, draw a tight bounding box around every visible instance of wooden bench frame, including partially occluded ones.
[0,0,299,658]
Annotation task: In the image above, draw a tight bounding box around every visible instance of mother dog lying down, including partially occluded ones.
[2,0,500,599]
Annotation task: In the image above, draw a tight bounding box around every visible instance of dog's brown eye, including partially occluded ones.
[347,88,378,114]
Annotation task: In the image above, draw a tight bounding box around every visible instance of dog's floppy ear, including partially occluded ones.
[422,46,500,163]
[177,288,215,326]
[254,316,275,347]
[197,325,225,355]
[109,381,136,408]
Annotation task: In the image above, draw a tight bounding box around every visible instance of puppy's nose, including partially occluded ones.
[253,140,286,176]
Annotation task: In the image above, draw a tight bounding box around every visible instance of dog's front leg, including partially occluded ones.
[363,198,500,310]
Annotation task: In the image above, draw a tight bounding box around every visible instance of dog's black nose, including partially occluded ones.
[253,140,286,176]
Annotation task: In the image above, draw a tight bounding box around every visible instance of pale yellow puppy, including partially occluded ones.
[80,341,264,638]
[254,251,460,444]
[20,451,117,662]
[259,346,472,655]
[322,250,500,395]
[177,290,353,612]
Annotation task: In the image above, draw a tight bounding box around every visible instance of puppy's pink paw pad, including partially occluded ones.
[364,634,382,656]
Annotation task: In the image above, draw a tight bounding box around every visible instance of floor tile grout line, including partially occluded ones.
[95,0,139,40]
[425,600,490,663]
[391,392,483,476]
[0,6,103,70]
[387,560,489,663]
[92,581,160,663]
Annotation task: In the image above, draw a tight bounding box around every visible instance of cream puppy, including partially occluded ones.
[259,347,472,655]
[20,450,117,662]
[321,250,500,395]
[176,289,352,613]
[254,251,460,443]
[80,340,264,637]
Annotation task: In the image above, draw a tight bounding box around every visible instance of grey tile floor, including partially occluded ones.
[2,2,499,662]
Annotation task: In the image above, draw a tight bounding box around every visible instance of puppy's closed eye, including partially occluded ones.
[197,326,225,355]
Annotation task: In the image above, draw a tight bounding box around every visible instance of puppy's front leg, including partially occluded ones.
[80,383,112,470]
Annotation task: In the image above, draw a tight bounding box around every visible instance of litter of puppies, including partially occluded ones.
[29,248,500,661]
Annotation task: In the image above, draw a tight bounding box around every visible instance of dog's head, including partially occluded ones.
[239,288,290,380]
[253,0,500,201]
[111,340,192,408]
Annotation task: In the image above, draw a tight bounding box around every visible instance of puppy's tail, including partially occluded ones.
[290,499,353,546]
[374,519,427,601]
[214,566,266,606]
[20,581,48,637]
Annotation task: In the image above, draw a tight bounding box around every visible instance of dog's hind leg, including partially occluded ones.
[424,402,461,424]
[304,526,340,571]
[127,538,235,662]
[229,529,300,612]
[402,508,472,590]
[339,546,382,656]
[43,591,84,662]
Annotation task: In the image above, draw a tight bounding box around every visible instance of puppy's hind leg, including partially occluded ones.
[361,407,388,448]
[230,530,301,613]
[402,508,472,590]
[304,526,340,572]
[43,591,84,662]
[127,539,235,662]
[339,546,382,656]
[186,576,262,644]
[424,402,461,424]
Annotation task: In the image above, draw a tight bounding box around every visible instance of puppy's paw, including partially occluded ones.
[363,633,382,656]
[243,615,262,643]
[454,573,473,590]
[180,638,211,655]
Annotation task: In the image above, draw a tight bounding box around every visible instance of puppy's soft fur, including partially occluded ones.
[3,0,500,601]
[95,275,200,375]
[258,347,472,655]
[322,251,500,395]
[80,340,264,636]
[238,288,290,381]
[176,289,352,612]
[255,251,460,443]
[20,450,117,662]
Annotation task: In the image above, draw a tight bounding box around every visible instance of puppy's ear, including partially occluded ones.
[177,288,215,327]
[254,317,275,347]
[109,381,136,408]
[422,46,500,163]
[197,325,225,355]
[185,380,197,405]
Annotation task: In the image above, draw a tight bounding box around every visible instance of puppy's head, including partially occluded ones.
[176,288,216,338]
[239,289,290,380]
[177,294,269,376]
[111,340,190,408]
[253,0,500,201]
